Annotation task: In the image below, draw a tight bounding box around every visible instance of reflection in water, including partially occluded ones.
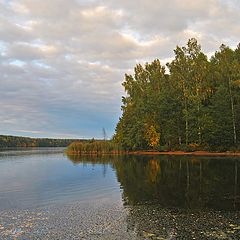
[68,154,240,211]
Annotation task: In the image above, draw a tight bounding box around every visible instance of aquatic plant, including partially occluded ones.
[66,140,124,155]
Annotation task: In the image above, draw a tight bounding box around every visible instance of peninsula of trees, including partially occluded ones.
[114,38,240,151]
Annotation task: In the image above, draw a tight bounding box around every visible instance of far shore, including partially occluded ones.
[129,151,240,157]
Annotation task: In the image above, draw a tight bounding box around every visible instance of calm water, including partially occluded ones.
[0,148,239,211]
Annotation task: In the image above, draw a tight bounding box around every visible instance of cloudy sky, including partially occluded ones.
[0,0,240,139]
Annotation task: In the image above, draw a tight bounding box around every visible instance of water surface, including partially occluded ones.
[0,149,240,239]
[0,149,239,211]
[0,148,120,210]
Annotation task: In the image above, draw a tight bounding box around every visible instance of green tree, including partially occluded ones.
[167,38,211,146]
[210,44,240,146]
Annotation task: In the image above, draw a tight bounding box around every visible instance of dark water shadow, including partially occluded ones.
[67,154,240,211]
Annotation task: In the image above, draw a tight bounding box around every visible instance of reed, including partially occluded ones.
[66,140,124,155]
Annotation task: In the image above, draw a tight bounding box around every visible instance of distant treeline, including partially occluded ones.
[114,38,240,151]
[0,135,86,148]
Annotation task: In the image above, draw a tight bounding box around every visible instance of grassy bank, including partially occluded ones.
[66,140,124,155]
[66,140,240,157]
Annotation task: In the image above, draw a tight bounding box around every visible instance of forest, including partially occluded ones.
[0,135,85,148]
[114,38,240,151]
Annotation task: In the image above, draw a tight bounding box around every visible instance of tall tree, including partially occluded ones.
[167,38,211,145]
[210,44,240,146]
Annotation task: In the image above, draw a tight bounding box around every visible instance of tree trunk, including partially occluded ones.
[184,97,189,145]
[228,76,237,145]
[197,103,202,145]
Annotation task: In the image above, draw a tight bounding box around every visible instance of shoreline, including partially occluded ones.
[128,151,240,157]
[66,150,240,157]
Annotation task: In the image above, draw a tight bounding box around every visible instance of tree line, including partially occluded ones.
[114,38,240,151]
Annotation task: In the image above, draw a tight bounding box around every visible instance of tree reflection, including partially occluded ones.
[67,154,240,210]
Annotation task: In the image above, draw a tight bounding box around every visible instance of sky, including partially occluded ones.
[0,0,240,139]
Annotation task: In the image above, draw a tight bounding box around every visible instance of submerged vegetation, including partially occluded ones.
[114,38,240,151]
[66,140,123,155]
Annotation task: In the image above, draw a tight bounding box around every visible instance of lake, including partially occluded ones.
[0,148,239,239]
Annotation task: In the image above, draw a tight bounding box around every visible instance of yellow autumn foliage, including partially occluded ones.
[144,123,160,148]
